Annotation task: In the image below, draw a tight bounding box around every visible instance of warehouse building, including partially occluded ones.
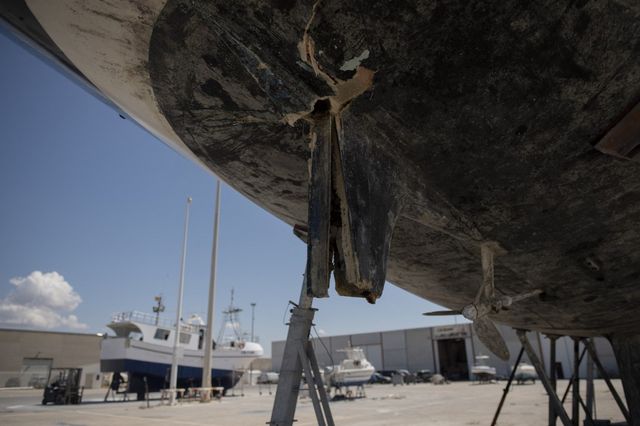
[272,323,618,380]
[0,328,104,389]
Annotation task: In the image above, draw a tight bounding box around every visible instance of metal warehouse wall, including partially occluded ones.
[0,328,103,388]
[271,323,619,380]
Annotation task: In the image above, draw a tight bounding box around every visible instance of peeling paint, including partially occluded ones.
[340,49,370,71]
[285,0,375,126]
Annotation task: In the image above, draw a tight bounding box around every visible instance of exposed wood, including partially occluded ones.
[306,113,333,298]
[595,102,640,162]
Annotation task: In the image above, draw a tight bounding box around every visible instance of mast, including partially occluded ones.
[169,196,192,405]
[202,180,221,392]
[153,295,165,325]
[217,289,243,344]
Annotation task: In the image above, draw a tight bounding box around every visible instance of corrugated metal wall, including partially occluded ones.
[271,324,619,380]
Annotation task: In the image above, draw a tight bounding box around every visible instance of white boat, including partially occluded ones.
[325,347,375,388]
[515,362,538,384]
[100,298,263,399]
[471,355,496,382]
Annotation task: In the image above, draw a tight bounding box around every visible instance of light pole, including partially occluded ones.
[202,180,221,400]
[250,302,256,342]
[169,196,192,405]
[248,302,256,386]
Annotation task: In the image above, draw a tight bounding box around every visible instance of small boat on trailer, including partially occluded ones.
[100,298,263,400]
[471,355,497,383]
[325,347,375,390]
[515,363,538,384]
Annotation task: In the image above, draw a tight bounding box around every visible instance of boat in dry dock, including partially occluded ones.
[100,300,262,399]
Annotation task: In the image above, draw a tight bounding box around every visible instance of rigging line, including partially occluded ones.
[313,325,334,367]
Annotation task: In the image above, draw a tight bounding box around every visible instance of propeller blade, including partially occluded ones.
[422,310,462,316]
[473,317,510,361]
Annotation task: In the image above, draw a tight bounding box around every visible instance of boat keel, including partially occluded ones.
[305,105,404,302]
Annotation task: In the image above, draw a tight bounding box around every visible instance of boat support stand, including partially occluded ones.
[269,109,340,426]
[494,331,631,426]
[270,91,404,424]
[491,333,574,426]
[268,274,334,426]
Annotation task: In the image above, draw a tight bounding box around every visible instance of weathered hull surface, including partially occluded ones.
[2,0,640,337]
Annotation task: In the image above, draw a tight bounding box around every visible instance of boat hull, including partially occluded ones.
[2,0,640,337]
[329,368,375,388]
[100,358,239,392]
[330,375,374,388]
[100,337,261,393]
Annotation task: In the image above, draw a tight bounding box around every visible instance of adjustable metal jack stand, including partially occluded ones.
[517,330,573,426]
[270,109,344,426]
[269,275,334,426]
[585,339,631,424]
[491,346,525,426]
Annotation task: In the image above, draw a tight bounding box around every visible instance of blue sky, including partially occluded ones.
[0,30,457,356]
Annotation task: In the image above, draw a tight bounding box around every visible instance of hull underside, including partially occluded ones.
[2,0,640,338]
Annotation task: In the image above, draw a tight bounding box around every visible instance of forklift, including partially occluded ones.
[42,368,84,405]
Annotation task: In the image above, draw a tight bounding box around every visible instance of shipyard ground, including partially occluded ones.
[0,380,626,425]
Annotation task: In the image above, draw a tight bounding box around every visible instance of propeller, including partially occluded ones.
[424,242,542,361]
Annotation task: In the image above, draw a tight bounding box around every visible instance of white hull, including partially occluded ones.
[471,365,496,376]
[329,367,375,386]
[326,347,375,387]
[101,337,261,372]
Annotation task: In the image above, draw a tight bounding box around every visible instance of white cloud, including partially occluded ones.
[0,271,87,330]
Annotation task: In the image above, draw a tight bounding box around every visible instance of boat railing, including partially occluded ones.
[110,311,200,333]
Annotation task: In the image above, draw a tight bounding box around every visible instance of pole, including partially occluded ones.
[517,330,573,426]
[573,338,580,426]
[585,340,630,423]
[561,347,588,403]
[202,181,221,398]
[249,301,256,388]
[251,302,256,342]
[586,339,594,420]
[491,346,525,426]
[549,336,558,426]
[169,196,192,405]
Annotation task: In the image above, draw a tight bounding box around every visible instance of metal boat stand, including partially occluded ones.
[490,346,525,425]
[269,108,341,426]
[516,330,573,426]
[585,339,631,424]
[268,275,334,426]
[511,331,631,426]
